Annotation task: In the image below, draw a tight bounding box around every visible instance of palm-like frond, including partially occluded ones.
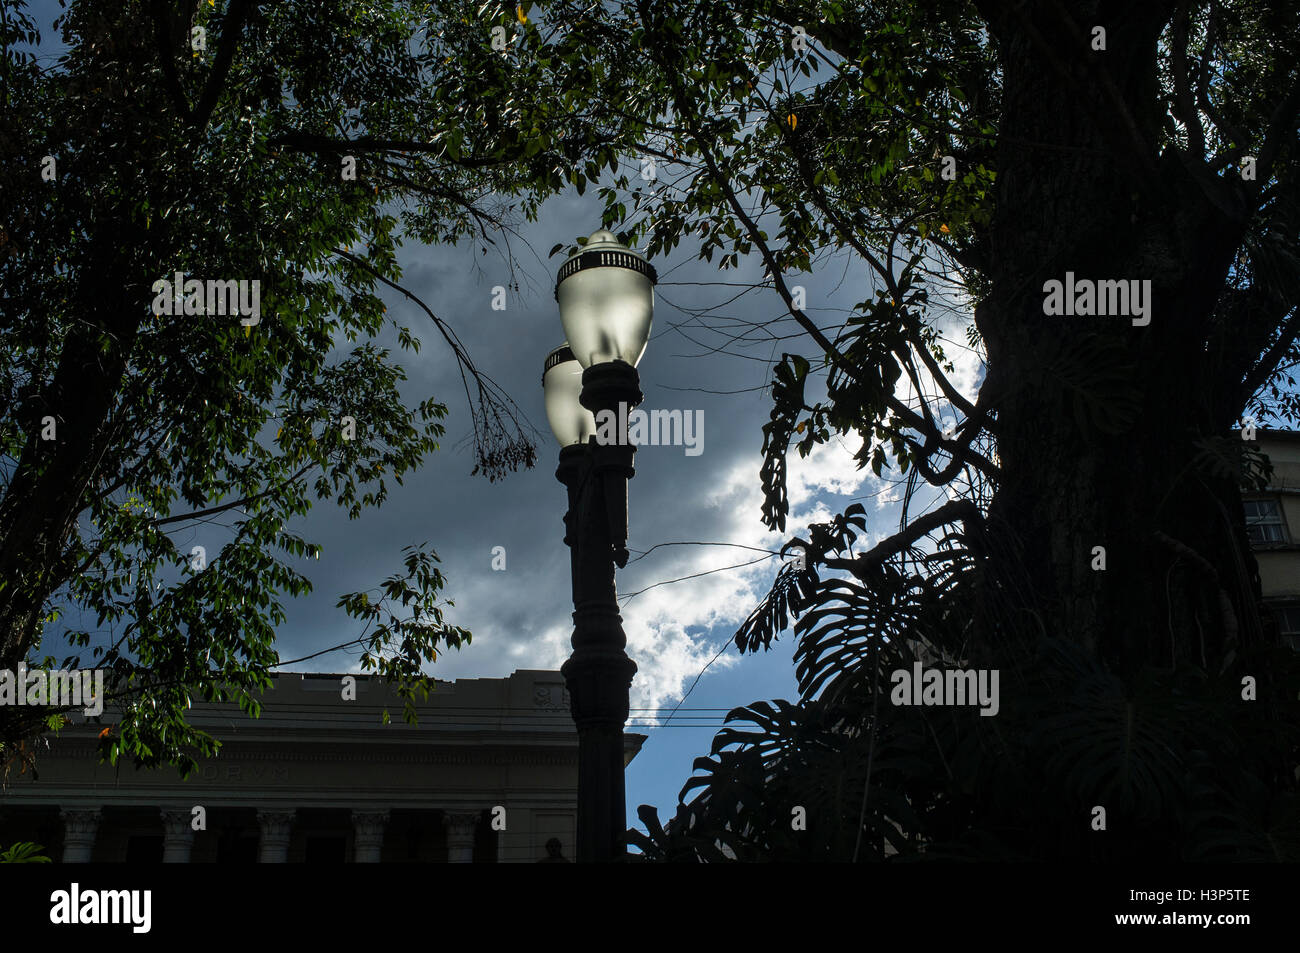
[631,497,1300,862]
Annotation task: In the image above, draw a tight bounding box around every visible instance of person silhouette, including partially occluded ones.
[536,837,570,863]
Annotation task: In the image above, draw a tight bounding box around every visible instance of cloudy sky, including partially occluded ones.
[260,182,984,826]
[21,1,985,832]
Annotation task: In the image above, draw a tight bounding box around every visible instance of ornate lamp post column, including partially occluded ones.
[543,230,656,862]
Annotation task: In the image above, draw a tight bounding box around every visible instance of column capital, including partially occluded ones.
[443,811,479,863]
[352,811,389,834]
[352,810,389,863]
[442,811,479,835]
[257,809,294,863]
[257,809,294,832]
[159,808,195,833]
[59,808,101,863]
[59,807,102,831]
[160,808,196,863]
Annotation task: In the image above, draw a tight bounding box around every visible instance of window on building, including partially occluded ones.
[1244,498,1289,545]
[474,808,499,863]
[1273,605,1300,652]
[305,835,347,863]
[216,829,258,863]
[124,834,163,863]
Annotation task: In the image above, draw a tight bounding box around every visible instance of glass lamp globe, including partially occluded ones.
[555,229,657,368]
[542,344,597,447]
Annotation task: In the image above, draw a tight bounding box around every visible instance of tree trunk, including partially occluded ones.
[975,3,1262,673]
[0,234,143,671]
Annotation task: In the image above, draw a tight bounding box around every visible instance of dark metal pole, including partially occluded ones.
[558,360,642,862]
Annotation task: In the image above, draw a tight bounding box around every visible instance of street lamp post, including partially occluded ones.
[542,230,657,862]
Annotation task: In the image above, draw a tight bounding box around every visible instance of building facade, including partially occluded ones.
[1245,428,1300,651]
[0,669,644,862]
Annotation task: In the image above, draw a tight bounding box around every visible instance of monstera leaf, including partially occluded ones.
[733,560,820,653]
[1191,435,1274,491]
[1036,672,1191,818]
[793,570,920,703]
[733,504,869,654]
[759,354,812,533]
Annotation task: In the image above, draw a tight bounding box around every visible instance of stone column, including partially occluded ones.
[352,811,389,863]
[59,809,101,863]
[443,811,479,863]
[257,810,294,863]
[160,809,196,863]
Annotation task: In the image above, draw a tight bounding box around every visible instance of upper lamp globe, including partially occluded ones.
[542,343,597,447]
[555,229,657,368]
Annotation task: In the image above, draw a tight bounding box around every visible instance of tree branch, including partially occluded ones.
[150,462,315,527]
[269,131,560,170]
[149,0,190,118]
[642,8,852,379]
[885,395,1001,479]
[824,499,982,580]
[1170,5,1206,159]
[1240,304,1300,407]
[189,0,257,136]
[1254,74,1300,195]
